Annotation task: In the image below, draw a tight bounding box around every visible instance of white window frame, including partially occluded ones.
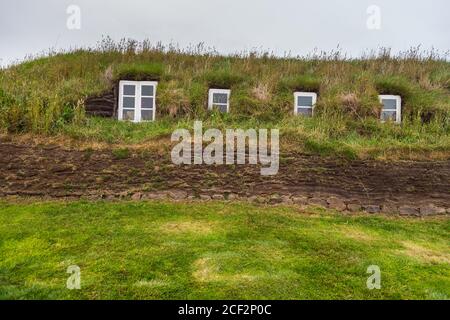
[294,92,317,116]
[379,95,401,124]
[118,80,157,122]
[208,89,231,113]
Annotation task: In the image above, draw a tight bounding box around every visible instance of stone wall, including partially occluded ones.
[84,86,117,118]
[121,190,449,217]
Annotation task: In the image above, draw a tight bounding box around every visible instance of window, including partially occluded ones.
[294,92,317,117]
[118,81,157,122]
[379,95,401,123]
[208,89,230,113]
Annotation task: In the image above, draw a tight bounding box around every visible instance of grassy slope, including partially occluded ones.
[0,41,449,159]
[0,200,449,300]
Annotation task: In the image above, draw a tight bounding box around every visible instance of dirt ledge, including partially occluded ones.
[1,139,449,215]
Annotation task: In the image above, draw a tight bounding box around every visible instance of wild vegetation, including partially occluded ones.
[0,200,449,299]
[0,38,449,159]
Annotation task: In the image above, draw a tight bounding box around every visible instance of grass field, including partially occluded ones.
[0,200,449,300]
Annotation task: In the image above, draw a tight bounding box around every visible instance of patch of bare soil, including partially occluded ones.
[0,139,449,209]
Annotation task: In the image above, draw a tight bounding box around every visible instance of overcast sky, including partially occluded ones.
[1,0,449,66]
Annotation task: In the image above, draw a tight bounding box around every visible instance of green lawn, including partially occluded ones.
[0,200,449,300]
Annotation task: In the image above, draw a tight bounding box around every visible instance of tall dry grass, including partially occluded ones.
[0,38,448,158]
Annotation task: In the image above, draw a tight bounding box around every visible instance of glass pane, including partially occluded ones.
[213,93,228,104]
[141,85,154,96]
[297,107,312,117]
[123,97,135,108]
[122,109,135,121]
[141,97,154,108]
[381,111,396,121]
[213,104,228,113]
[382,99,397,110]
[297,96,313,107]
[141,109,154,121]
[123,85,135,96]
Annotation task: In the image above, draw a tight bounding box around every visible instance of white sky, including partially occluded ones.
[1,0,449,66]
